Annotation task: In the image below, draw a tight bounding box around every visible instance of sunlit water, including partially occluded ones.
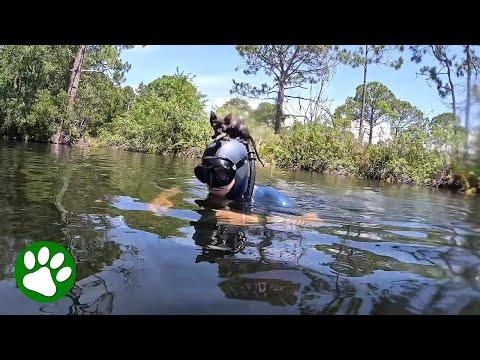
[1,140,480,314]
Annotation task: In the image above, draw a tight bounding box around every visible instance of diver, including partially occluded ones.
[192,111,321,225]
[146,111,321,227]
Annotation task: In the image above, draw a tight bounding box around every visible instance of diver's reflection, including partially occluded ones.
[191,196,301,306]
[219,276,300,306]
[192,196,249,262]
[65,277,115,315]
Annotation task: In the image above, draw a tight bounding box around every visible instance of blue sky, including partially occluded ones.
[120,45,476,123]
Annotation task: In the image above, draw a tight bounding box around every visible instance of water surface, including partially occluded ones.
[1,140,479,314]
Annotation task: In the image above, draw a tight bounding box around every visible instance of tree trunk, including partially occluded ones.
[445,59,456,118]
[68,45,86,107]
[52,45,86,145]
[359,45,369,144]
[274,79,285,134]
[464,45,472,160]
[445,58,459,159]
[368,111,374,145]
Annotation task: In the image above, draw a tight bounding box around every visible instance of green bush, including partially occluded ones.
[21,90,68,142]
[97,74,211,157]
[359,128,445,184]
[263,121,361,175]
[260,121,446,185]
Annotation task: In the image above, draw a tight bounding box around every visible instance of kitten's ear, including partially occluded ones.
[210,111,217,121]
[224,113,233,122]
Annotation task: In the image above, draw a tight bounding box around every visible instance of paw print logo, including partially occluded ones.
[15,241,77,302]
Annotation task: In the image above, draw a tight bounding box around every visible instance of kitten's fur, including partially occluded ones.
[210,111,264,166]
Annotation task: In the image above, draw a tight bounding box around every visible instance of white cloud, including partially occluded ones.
[193,75,231,88]
[247,99,266,110]
[209,97,231,110]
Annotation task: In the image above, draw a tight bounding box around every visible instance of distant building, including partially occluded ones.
[350,121,392,144]
[469,128,480,157]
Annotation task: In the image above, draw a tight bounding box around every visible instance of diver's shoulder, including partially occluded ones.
[252,184,294,208]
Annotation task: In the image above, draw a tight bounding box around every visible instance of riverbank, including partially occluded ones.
[264,159,479,195]
[4,136,478,196]
[255,122,480,195]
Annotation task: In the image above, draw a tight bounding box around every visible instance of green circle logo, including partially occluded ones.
[15,241,77,302]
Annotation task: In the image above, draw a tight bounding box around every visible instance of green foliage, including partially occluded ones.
[252,102,276,127]
[73,77,134,138]
[359,127,445,184]
[410,45,459,115]
[260,121,445,185]
[23,90,69,141]
[0,45,74,139]
[268,121,362,174]
[0,45,132,142]
[389,99,426,138]
[429,112,467,160]
[82,45,132,85]
[70,45,133,138]
[219,98,252,113]
[339,45,404,70]
[332,100,355,131]
[445,120,480,191]
[334,81,399,143]
[233,45,335,94]
[215,97,251,119]
[97,74,211,156]
[232,45,337,133]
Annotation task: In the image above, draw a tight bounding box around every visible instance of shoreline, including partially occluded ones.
[2,137,479,195]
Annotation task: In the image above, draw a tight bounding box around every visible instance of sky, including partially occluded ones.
[119,45,478,127]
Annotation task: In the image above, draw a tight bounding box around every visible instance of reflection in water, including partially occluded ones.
[219,276,300,306]
[65,278,115,315]
[1,140,480,314]
[191,205,302,306]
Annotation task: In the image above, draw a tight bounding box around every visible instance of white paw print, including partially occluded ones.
[22,246,73,297]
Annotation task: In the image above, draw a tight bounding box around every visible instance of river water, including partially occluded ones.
[1,140,480,314]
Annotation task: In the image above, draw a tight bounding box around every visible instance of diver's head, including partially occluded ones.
[194,138,253,200]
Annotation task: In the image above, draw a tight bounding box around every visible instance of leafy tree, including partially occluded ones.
[411,45,459,118]
[456,45,480,158]
[252,102,276,127]
[215,97,252,118]
[232,45,337,134]
[337,82,397,145]
[429,112,467,159]
[221,98,251,113]
[0,45,74,141]
[98,73,210,156]
[332,99,356,132]
[338,45,403,142]
[389,99,425,138]
[62,45,133,142]
[0,45,133,143]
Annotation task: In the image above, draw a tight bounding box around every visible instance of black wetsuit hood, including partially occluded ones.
[201,138,255,201]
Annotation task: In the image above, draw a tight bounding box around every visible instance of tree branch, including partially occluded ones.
[81,69,106,74]
[284,46,300,75]
[242,94,276,101]
[286,52,311,78]
[284,95,320,102]
[284,85,307,91]
[284,114,306,118]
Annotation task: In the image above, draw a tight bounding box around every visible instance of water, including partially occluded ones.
[1,140,480,315]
